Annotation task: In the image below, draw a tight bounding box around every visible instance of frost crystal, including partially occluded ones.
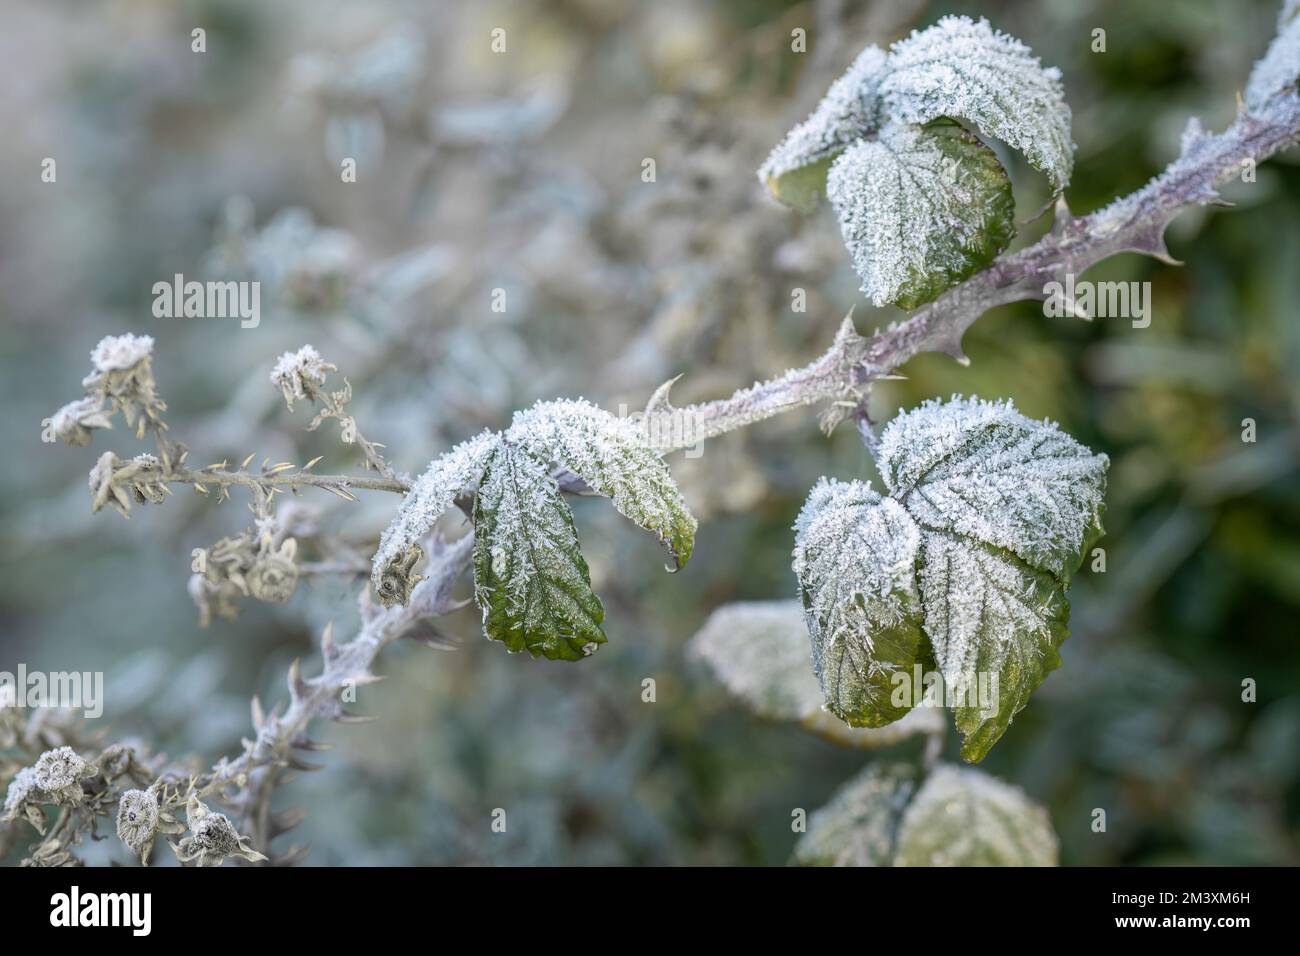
[1245,1,1300,114]
[793,397,1107,761]
[269,344,337,410]
[880,16,1073,190]
[507,399,696,567]
[370,430,499,603]
[690,600,943,746]
[758,45,889,212]
[827,120,1015,308]
[88,333,154,373]
[472,441,605,660]
[893,764,1058,866]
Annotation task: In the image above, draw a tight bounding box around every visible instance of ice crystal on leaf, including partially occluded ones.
[689,600,943,747]
[507,399,696,568]
[472,441,605,661]
[792,397,1107,761]
[893,764,1058,866]
[827,120,1015,308]
[760,16,1073,308]
[880,16,1073,191]
[1246,0,1300,114]
[757,46,889,213]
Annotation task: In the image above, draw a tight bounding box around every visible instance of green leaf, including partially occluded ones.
[757,46,889,213]
[472,442,605,661]
[880,15,1074,191]
[689,600,944,747]
[880,397,1107,761]
[893,764,1058,866]
[370,430,499,606]
[792,482,930,728]
[508,399,697,569]
[793,763,922,866]
[793,397,1108,762]
[827,119,1015,309]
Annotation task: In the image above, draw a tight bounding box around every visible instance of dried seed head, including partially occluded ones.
[116,788,160,860]
[48,396,114,446]
[81,334,166,434]
[248,545,300,603]
[270,345,337,411]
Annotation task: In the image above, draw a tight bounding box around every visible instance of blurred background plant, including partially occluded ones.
[1,0,1297,865]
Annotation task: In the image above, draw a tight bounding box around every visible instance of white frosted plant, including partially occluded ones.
[759,16,1072,307]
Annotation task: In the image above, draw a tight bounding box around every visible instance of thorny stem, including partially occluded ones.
[651,99,1300,452]
[169,465,409,499]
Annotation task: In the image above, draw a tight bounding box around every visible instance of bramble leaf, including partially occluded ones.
[893,764,1058,866]
[472,442,605,661]
[758,46,889,212]
[370,430,498,605]
[794,762,1058,866]
[792,763,922,866]
[880,15,1073,191]
[792,482,929,728]
[793,397,1108,761]
[827,119,1015,308]
[507,399,696,569]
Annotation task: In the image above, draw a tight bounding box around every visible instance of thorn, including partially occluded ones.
[251,696,265,731]
[287,658,310,704]
[240,453,256,470]
[831,308,861,348]
[284,754,325,772]
[291,736,334,752]
[334,710,377,725]
[644,373,683,417]
[320,620,337,661]
[271,807,307,836]
[303,456,324,471]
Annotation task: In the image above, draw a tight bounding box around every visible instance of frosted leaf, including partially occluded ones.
[1245,1,1300,114]
[827,120,1014,309]
[878,396,1107,581]
[689,599,943,747]
[794,397,1107,761]
[370,430,498,605]
[792,763,921,866]
[507,399,696,568]
[880,16,1073,191]
[792,479,927,727]
[880,396,1106,761]
[472,441,605,661]
[758,46,889,213]
[893,764,1058,866]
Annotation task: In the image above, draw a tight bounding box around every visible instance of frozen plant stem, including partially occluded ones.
[651,99,1300,451]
